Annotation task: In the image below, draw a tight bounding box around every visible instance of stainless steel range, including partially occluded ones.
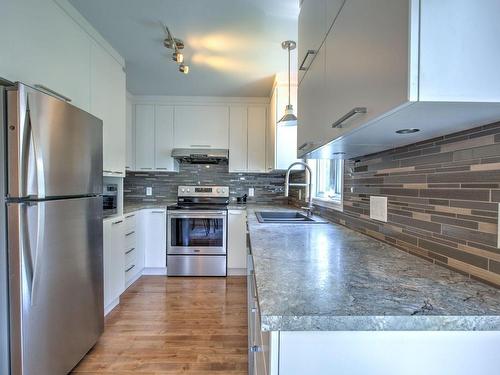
[167,186,229,276]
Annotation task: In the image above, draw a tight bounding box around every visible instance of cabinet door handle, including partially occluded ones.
[112,220,123,225]
[190,144,211,148]
[125,247,135,255]
[103,170,113,174]
[156,167,168,170]
[125,264,135,273]
[125,231,135,236]
[331,107,367,129]
[249,345,262,353]
[125,214,135,219]
[298,142,310,151]
[299,50,317,71]
[140,168,152,170]
[151,210,165,214]
[112,171,123,175]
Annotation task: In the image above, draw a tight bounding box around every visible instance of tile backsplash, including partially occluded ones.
[124,162,287,205]
[300,121,500,287]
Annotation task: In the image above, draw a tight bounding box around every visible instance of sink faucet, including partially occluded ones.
[284,161,314,217]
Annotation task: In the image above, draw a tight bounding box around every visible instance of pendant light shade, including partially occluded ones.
[278,40,297,126]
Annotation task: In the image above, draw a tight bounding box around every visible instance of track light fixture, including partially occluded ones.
[162,24,189,75]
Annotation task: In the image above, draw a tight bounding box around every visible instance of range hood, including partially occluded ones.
[171,148,229,164]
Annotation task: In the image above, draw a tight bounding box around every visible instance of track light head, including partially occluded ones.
[173,52,184,63]
[179,64,189,74]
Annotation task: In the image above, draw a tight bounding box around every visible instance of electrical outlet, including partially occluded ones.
[146,187,153,196]
[248,188,255,197]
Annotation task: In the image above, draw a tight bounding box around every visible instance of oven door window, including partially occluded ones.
[171,217,224,247]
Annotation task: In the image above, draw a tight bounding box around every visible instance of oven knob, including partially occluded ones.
[181,188,185,193]
[187,188,191,192]
[216,188,221,193]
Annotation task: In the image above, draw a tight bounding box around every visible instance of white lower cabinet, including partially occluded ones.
[228,210,247,272]
[124,212,143,287]
[103,217,125,314]
[143,209,167,270]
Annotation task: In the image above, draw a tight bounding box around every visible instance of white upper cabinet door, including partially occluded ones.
[266,87,278,171]
[134,104,155,171]
[298,0,326,83]
[297,43,327,158]
[144,210,167,268]
[326,0,345,32]
[0,0,91,111]
[247,106,267,173]
[174,106,229,149]
[155,105,176,171]
[90,42,126,176]
[229,106,248,172]
[322,0,409,143]
[125,96,135,171]
[419,0,500,102]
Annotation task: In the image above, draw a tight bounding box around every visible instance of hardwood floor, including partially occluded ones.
[72,276,248,374]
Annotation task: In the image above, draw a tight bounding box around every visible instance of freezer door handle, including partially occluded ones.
[26,94,46,199]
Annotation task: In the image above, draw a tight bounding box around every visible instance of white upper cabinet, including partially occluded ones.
[125,95,135,171]
[0,0,91,111]
[229,106,248,172]
[134,104,155,171]
[155,105,176,171]
[298,0,326,83]
[174,106,229,149]
[90,41,126,176]
[298,0,500,160]
[247,106,267,173]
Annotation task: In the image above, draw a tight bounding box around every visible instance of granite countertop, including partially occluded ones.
[246,206,500,331]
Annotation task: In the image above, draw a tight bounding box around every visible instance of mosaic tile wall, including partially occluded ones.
[124,162,288,205]
[291,121,500,287]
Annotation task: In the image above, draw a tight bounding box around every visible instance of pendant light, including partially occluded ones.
[278,40,297,125]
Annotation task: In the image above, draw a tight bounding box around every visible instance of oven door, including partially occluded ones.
[168,210,227,255]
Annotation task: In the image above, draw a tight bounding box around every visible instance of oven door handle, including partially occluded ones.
[168,211,227,217]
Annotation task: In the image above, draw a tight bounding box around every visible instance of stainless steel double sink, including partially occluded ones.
[255,211,328,224]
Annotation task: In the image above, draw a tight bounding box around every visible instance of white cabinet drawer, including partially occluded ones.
[124,212,137,231]
[125,246,137,267]
[125,263,137,282]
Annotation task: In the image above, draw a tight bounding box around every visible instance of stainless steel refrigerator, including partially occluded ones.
[2,82,104,375]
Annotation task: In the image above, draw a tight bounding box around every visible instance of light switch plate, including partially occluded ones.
[146,187,152,196]
[248,188,255,197]
[370,196,388,222]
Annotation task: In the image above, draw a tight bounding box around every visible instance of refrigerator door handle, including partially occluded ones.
[26,96,46,199]
[19,203,45,305]
[29,203,45,305]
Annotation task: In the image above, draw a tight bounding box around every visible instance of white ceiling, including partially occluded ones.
[69,0,299,97]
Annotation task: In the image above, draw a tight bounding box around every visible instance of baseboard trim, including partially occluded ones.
[143,267,168,276]
[104,297,119,316]
[228,268,247,276]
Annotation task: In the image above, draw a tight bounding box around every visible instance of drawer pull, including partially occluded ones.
[125,247,135,255]
[140,167,152,170]
[125,214,135,219]
[125,231,135,237]
[125,264,135,273]
[112,220,123,225]
[299,49,316,71]
[151,210,165,214]
[331,107,367,129]
[249,345,262,353]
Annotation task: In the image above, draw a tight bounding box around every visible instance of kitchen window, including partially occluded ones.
[308,159,344,210]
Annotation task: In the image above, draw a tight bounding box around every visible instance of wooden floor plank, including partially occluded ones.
[72,276,248,375]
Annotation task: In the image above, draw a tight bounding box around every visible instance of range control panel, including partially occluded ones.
[177,185,229,198]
